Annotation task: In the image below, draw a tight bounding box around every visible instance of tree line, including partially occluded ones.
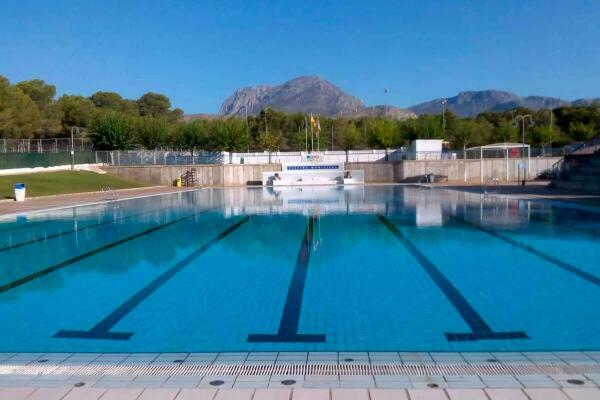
[1,75,599,154]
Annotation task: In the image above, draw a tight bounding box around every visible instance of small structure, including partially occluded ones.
[409,139,443,160]
[466,142,530,183]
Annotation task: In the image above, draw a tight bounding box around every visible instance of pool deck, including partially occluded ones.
[1,351,599,399]
[0,186,198,216]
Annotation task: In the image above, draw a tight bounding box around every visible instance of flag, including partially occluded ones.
[310,114,321,135]
[316,117,321,136]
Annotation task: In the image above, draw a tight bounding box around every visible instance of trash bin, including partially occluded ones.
[14,183,26,202]
[175,177,182,187]
[427,173,434,183]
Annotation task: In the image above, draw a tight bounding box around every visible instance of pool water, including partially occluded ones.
[0,186,598,353]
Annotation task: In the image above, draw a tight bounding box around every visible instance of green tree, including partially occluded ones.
[90,111,134,150]
[367,118,400,155]
[530,125,557,152]
[137,92,171,117]
[258,130,281,163]
[338,123,363,162]
[175,120,209,156]
[0,78,42,138]
[16,79,56,111]
[451,119,479,149]
[493,119,519,143]
[56,95,96,132]
[568,122,596,141]
[136,117,170,149]
[210,118,248,163]
[90,91,127,111]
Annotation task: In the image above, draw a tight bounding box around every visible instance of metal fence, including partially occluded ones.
[96,147,567,167]
[0,152,97,170]
[0,138,94,153]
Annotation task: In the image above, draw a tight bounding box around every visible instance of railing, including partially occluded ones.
[552,135,600,180]
[0,138,94,153]
[96,148,565,167]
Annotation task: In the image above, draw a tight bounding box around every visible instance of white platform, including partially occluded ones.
[262,162,364,186]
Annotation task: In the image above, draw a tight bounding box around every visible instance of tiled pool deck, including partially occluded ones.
[1,352,600,399]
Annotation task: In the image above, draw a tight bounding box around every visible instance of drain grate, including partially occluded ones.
[1,362,599,377]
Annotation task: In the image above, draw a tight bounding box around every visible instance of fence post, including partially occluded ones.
[117,151,120,166]
[95,151,99,165]
[54,139,58,153]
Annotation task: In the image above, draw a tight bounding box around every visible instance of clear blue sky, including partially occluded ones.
[1,0,599,113]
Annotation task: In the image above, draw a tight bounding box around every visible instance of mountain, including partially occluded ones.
[408,90,600,117]
[219,76,365,117]
[349,105,416,120]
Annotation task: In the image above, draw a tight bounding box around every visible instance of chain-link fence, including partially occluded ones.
[0,138,93,153]
[95,147,567,166]
[0,152,97,169]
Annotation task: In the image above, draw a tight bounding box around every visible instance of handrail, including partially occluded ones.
[552,134,600,177]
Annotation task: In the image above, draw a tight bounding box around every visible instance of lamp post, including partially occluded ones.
[513,114,534,186]
[70,126,79,171]
[384,88,388,118]
[243,105,250,153]
[441,99,447,136]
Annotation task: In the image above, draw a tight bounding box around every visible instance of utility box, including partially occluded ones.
[409,139,443,160]
[14,183,26,202]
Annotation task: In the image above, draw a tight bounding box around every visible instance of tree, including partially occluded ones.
[367,119,400,156]
[0,78,42,138]
[258,130,281,163]
[56,95,96,132]
[137,92,171,117]
[210,118,248,163]
[530,125,557,152]
[451,119,479,149]
[568,122,596,141]
[16,79,56,111]
[136,117,170,149]
[338,123,363,162]
[90,91,127,111]
[90,111,134,150]
[175,120,208,156]
[493,119,519,143]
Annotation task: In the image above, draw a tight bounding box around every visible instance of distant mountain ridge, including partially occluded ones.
[218,76,415,119]
[408,90,600,117]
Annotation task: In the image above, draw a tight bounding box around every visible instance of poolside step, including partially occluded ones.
[554,179,600,192]
[578,165,600,175]
[568,173,600,182]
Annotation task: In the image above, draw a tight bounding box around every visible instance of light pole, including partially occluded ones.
[384,88,388,118]
[441,99,447,136]
[70,126,79,171]
[243,105,250,153]
[513,114,534,186]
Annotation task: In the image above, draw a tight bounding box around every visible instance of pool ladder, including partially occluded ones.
[482,178,501,198]
[100,186,119,201]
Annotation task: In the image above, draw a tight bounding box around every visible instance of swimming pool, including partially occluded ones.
[0,186,598,353]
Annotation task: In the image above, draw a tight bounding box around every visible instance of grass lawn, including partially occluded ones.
[0,171,148,199]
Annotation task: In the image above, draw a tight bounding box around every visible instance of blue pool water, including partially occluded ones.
[0,185,599,353]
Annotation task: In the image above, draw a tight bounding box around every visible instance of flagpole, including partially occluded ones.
[317,116,320,152]
[304,115,308,153]
[310,113,314,153]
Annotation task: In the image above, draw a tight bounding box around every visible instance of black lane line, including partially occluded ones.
[0,210,159,254]
[449,214,600,288]
[378,215,528,342]
[248,216,326,343]
[529,214,600,238]
[0,219,55,233]
[54,216,250,341]
[0,212,202,295]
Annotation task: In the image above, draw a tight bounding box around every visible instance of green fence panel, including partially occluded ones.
[0,152,96,170]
